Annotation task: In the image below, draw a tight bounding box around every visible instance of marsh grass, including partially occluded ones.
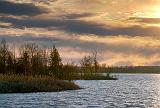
[0,74,80,93]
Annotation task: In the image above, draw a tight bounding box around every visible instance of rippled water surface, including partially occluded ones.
[0,74,160,108]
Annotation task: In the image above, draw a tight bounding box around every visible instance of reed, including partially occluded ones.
[0,74,80,93]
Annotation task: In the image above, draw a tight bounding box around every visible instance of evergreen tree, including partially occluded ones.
[49,45,62,78]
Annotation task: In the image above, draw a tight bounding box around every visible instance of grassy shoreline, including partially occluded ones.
[68,74,118,80]
[0,73,117,93]
[0,74,80,93]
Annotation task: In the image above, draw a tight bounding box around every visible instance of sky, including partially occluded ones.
[1,0,160,66]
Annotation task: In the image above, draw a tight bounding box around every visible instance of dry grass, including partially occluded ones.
[0,74,80,93]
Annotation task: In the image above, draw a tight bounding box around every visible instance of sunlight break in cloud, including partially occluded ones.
[1,0,160,66]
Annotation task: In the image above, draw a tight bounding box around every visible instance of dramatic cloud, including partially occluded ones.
[1,0,160,66]
[2,16,160,37]
[64,13,96,19]
[0,35,58,43]
[0,1,47,16]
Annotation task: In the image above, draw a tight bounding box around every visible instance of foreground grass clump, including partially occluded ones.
[0,74,80,93]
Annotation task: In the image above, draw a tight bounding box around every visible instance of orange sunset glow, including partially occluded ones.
[1,0,160,66]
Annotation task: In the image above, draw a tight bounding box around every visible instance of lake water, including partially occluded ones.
[0,74,160,108]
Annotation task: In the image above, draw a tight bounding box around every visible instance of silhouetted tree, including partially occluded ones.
[22,51,30,75]
[41,47,49,75]
[92,51,99,74]
[24,43,38,74]
[0,39,112,80]
[0,39,8,74]
[32,50,45,75]
[62,62,77,81]
[49,45,62,78]
[6,51,15,73]
[80,51,99,75]
[80,55,93,75]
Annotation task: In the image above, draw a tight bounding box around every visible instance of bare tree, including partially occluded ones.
[80,51,99,75]
[92,51,99,74]
[0,39,8,74]
[80,55,93,75]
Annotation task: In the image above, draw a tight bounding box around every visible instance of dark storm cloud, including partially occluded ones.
[1,16,160,36]
[0,35,58,43]
[64,13,95,19]
[0,1,47,16]
[128,17,160,24]
[0,16,113,36]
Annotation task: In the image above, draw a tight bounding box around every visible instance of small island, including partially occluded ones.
[0,39,116,93]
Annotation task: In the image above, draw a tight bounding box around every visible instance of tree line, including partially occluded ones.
[0,39,101,80]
